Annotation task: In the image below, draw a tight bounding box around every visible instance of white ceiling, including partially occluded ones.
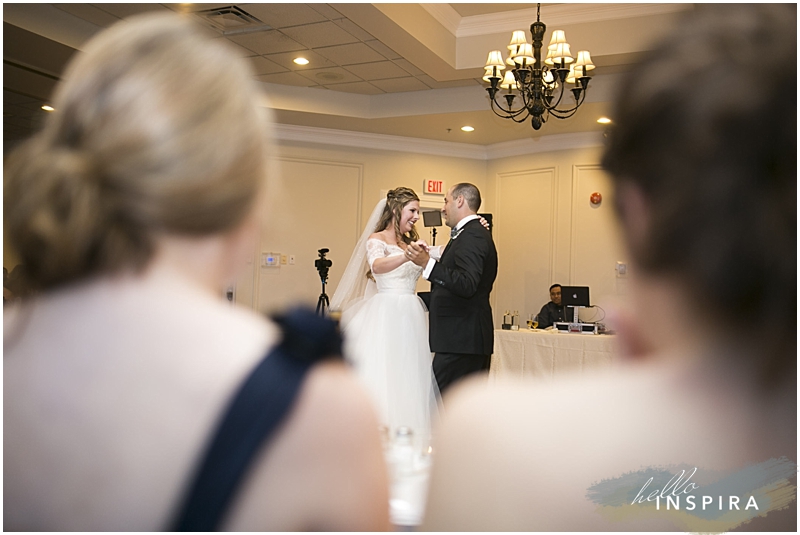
[3,3,690,150]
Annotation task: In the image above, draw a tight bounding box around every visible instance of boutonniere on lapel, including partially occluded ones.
[450,228,464,240]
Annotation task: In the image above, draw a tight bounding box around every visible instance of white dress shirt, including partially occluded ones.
[423,214,480,280]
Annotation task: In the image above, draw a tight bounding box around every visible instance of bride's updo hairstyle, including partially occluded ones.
[4,13,270,291]
[375,187,420,244]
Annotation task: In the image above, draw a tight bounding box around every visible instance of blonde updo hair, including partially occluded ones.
[374,187,420,244]
[4,13,271,291]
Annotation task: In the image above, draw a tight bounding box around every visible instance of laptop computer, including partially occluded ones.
[560,286,590,308]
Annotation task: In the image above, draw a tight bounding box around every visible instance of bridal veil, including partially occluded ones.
[329,198,386,315]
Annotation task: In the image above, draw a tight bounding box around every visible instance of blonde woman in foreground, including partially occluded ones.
[4,13,389,531]
[422,4,796,532]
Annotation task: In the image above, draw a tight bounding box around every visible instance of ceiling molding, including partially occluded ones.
[420,3,461,35]
[259,81,487,119]
[259,72,618,144]
[3,2,100,49]
[274,123,488,160]
[330,3,482,82]
[273,124,605,161]
[455,3,690,38]
[485,131,605,160]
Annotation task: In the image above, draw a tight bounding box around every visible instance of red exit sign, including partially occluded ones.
[424,179,445,195]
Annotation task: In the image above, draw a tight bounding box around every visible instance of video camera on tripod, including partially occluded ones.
[315,248,332,316]
[315,248,332,283]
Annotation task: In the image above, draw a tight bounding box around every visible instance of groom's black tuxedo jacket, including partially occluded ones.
[428,218,498,355]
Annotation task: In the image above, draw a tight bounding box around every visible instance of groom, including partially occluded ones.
[407,183,498,395]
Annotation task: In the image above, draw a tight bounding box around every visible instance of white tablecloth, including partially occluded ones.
[491,328,617,381]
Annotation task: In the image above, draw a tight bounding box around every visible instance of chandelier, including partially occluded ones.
[483,4,594,130]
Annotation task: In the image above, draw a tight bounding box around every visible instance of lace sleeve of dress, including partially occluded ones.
[366,239,387,270]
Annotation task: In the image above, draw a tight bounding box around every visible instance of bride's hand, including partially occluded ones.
[414,239,430,252]
[406,242,430,267]
[479,216,491,230]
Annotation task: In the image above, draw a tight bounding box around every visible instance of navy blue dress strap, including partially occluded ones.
[169,308,343,531]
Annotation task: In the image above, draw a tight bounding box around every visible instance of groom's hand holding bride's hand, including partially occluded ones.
[414,239,430,252]
[406,241,430,267]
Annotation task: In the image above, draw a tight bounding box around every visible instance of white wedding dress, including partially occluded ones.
[339,238,439,451]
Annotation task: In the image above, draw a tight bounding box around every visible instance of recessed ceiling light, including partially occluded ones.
[597,117,612,124]
[293,57,309,65]
[461,125,475,132]
[41,105,55,111]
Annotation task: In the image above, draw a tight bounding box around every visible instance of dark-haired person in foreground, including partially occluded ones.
[422,4,796,531]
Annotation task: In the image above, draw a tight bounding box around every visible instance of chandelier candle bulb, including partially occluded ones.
[485,51,505,69]
[500,70,519,90]
[545,46,557,66]
[549,30,567,47]
[551,43,573,65]
[566,65,577,84]
[512,43,535,67]
[574,51,595,70]
[484,51,506,81]
[507,31,528,62]
[509,30,528,49]
[483,68,498,82]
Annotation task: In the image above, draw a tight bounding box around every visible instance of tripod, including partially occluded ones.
[316,278,330,316]
[314,248,332,317]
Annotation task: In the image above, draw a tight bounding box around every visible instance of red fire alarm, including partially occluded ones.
[590,192,602,205]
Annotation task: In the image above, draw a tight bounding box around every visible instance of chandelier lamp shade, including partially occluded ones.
[483,4,595,130]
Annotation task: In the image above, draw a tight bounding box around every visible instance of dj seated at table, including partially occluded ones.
[537,284,567,329]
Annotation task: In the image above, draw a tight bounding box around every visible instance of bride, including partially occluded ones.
[330,187,439,451]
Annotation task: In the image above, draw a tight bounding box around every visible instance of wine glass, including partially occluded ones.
[528,314,539,330]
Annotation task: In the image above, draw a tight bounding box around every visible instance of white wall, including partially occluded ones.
[253,156,363,314]
[491,166,558,324]
[485,145,628,326]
